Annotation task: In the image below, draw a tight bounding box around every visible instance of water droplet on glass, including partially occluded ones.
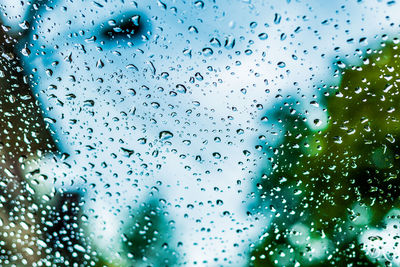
[159,131,173,140]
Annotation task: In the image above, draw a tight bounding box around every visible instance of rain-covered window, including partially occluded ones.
[0,0,400,266]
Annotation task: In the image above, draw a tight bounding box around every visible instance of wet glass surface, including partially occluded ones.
[1,0,400,266]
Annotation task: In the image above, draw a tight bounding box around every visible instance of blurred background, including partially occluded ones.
[1,0,400,266]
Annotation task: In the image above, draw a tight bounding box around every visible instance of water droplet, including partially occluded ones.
[277,61,286,68]
[194,0,205,8]
[224,35,236,49]
[126,64,139,71]
[96,59,104,68]
[159,131,173,140]
[213,152,221,159]
[274,13,282,24]
[258,33,268,40]
[176,84,187,93]
[210,38,221,47]
[202,47,214,57]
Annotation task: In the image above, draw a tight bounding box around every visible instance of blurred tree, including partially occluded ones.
[122,200,177,266]
[0,7,116,265]
[0,17,58,265]
[252,41,400,266]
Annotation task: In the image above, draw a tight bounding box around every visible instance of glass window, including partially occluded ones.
[0,0,399,265]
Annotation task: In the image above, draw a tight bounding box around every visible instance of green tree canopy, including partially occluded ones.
[252,41,400,266]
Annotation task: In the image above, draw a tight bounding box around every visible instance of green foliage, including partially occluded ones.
[0,25,59,266]
[252,42,400,266]
[122,201,177,266]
